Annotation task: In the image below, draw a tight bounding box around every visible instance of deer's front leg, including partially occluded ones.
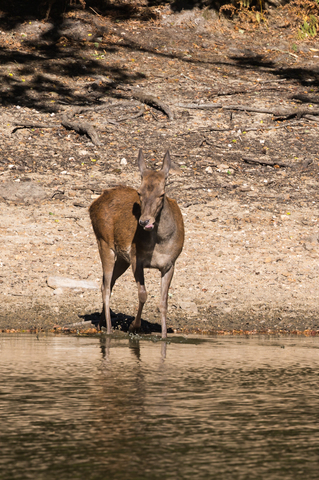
[159,266,175,339]
[130,260,147,333]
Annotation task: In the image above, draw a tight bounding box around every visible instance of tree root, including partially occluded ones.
[61,111,103,146]
[11,122,57,133]
[177,103,319,120]
[118,88,174,120]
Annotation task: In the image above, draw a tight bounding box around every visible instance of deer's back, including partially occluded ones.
[89,186,140,250]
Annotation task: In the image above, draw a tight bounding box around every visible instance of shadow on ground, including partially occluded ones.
[80,310,171,334]
[0,0,318,112]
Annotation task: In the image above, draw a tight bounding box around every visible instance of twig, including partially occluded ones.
[257,79,288,84]
[242,156,289,168]
[241,120,304,132]
[89,6,102,16]
[277,49,298,59]
[180,73,198,84]
[199,137,224,148]
[118,106,145,122]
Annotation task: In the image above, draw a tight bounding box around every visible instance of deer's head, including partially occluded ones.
[137,150,171,231]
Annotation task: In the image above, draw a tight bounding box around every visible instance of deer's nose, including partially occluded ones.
[139,219,149,227]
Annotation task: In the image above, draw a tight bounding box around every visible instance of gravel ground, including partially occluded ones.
[1,168,319,335]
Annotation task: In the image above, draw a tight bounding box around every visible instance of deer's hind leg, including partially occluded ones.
[99,248,130,333]
[111,257,130,290]
[98,240,116,333]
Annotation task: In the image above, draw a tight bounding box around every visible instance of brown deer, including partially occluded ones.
[89,149,184,338]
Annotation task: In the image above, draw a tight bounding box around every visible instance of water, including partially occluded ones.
[1,334,319,480]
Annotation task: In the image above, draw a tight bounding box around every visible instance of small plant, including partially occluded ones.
[285,0,319,39]
[298,15,318,39]
[219,0,267,26]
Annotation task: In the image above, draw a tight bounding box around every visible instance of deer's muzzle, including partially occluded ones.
[139,218,154,231]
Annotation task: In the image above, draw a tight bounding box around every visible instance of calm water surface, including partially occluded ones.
[1,334,319,480]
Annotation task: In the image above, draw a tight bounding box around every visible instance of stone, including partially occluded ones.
[47,276,99,290]
[0,182,47,205]
[53,287,64,295]
[179,300,198,316]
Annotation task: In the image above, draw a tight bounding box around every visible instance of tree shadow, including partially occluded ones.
[0,0,317,114]
[228,53,319,89]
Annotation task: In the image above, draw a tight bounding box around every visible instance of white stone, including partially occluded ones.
[47,276,99,290]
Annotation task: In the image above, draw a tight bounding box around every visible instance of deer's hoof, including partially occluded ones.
[129,323,141,334]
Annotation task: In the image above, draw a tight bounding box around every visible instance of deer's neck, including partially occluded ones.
[156,195,175,238]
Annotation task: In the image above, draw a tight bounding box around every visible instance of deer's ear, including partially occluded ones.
[162,150,171,178]
[137,149,146,177]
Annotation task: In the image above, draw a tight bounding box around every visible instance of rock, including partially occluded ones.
[53,287,64,295]
[179,300,198,316]
[0,181,47,205]
[47,276,99,290]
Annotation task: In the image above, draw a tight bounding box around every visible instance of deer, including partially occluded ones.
[89,149,185,339]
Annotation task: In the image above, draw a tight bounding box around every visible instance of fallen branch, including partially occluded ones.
[121,88,174,120]
[198,120,305,134]
[242,156,289,168]
[208,84,290,98]
[241,120,304,132]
